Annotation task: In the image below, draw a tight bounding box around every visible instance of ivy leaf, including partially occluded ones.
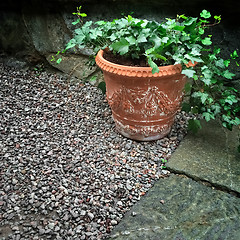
[98,82,106,94]
[182,102,191,112]
[193,75,198,81]
[211,104,221,115]
[233,117,240,125]
[140,20,148,28]
[231,50,239,59]
[184,17,198,26]
[201,67,212,85]
[188,119,202,133]
[114,18,128,28]
[145,47,154,55]
[162,37,169,43]
[154,54,167,61]
[181,34,191,41]
[75,33,85,46]
[200,92,209,104]
[126,15,133,22]
[148,57,159,74]
[224,59,230,67]
[202,37,212,46]
[56,58,62,64]
[192,92,208,104]
[89,29,103,39]
[215,59,225,68]
[223,70,235,79]
[214,15,221,21]
[82,21,92,30]
[184,82,192,93]
[222,115,231,122]
[150,35,162,48]
[65,39,77,50]
[173,25,185,31]
[190,48,201,56]
[72,19,80,25]
[137,34,148,43]
[199,27,204,35]
[208,97,214,104]
[109,34,117,41]
[214,47,221,55]
[208,53,217,61]
[191,107,199,114]
[200,10,211,19]
[182,69,196,78]
[185,54,203,63]
[126,36,136,45]
[202,112,214,122]
[201,66,213,78]
[222,115,233,130]
[222,121,233,131]
[178,14,187,20]
[79,13,87,17]
[202,78,211,85]
[96,21,106,25]
[110,38,129,55]
[225,95,238,105]
[89,75,97,82]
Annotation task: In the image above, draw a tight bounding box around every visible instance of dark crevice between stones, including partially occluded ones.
[166,167,240,198]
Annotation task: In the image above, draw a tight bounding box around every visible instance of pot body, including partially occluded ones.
[96,50,186,141]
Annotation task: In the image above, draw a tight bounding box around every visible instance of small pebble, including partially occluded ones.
[132,212,137,216]
[111,220,118,225]
[160,200,165,204]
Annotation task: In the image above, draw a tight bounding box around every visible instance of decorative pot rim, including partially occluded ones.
[95,49,182,78]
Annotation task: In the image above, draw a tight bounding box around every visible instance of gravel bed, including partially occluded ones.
[0,62,189,239]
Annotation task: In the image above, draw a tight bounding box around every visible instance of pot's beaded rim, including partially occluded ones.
[95,49,182,77]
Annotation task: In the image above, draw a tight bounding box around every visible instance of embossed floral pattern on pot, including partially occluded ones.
[96,50,186,141]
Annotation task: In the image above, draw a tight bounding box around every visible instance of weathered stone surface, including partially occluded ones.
[167,120,240,193]
[46,53,97,80]
[0,11,29,54]
[110,174,240,240]
[21,7,69,53]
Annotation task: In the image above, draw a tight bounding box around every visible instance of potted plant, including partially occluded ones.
[54,8,240,143]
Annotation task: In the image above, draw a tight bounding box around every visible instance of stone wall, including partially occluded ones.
[0,0,240,87]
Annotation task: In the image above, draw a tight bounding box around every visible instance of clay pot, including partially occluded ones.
[185,61,198,68]
[95,49,186,141]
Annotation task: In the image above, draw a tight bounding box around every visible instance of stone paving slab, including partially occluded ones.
[166,120,240,193]
[109,174,240,240]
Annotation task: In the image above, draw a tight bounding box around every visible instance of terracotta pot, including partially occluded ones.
[185,61,198,68]
[95,50,186,141]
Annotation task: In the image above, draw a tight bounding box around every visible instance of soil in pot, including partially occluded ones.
[103,51,174,67]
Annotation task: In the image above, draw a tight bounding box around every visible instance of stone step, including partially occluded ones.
[110,174,240,240]
[167,120,240,194]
